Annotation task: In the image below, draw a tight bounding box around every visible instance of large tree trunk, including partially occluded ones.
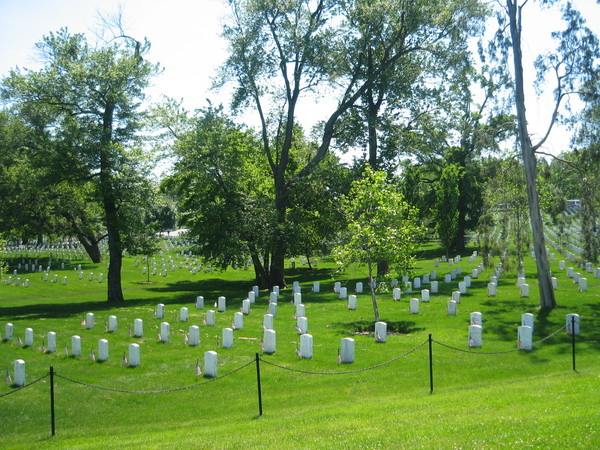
[507,0,556,309]
[269,173,288,289]
[249,248,270,290]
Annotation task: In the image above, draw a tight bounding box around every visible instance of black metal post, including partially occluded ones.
[50,366,55,436]
[571,315,576,372]
[255,353,263,416]
[428,334,433,394]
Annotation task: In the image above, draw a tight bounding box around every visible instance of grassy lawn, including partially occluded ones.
[1,243,599,448]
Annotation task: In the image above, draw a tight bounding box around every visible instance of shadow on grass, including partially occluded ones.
[331,319,424,336]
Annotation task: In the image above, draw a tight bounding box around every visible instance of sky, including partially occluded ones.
[1,0,599,158]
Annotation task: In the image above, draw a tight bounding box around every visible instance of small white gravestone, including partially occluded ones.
[375,321,387,343]
[108,315,118,332]
[410,298,420,314]
[579,278,587,291]
[43,273,48,282]
[566,313,580,335]
[300,333,313,359]
[559,260,565,270]
[518,326,533,350]
[14,359,26,387]
[431,281,439,293]
[218,296,227,312]
[434,259,439,267]
[86,313,95,329]
[452,291,461,303]
[296,304,305,318]
[594,268,600,278]
[393,287,401,301]
[297,316,308,334]
[269,291,279,304]
[129,343,141,367]
[552,277,558,290]
[430,270,437,280]
[5,323,13,340]
[294,292,302,305]
[292,281,300,293]
[488,282,497,296]
[88,272,94,281]
[196,296,204,309]
[566,267,574,278]
[268,302,278,317]
[248,291,256,304]
[25,328,33,347]
[252,285,259,299]
[520,284,529,297]
[458,281,467,294]
[468,325,482,348]
[421,289,430,302]
[450,270,457,280]
[157,303,165,319]
[263,313,274,330]
[471,269,478,279]
[444,274,452,283]
[242,299,251,315]
[447,300,457,316]
[53,275,58,283]
[339,286,348,299]
[204,351,218,378]
[470,312,483,327]
[189,325,200,346]
[98,339,109,362]
[222,328,234,348]
[334,281,341,293]
[72,335,82,356]
[180,307,189,322]
[133,319,143,338]
[517,276,526,287]
[464,275,471,288]
[98,273,103,283]
[348,294,357,310]
[160,322,170,343]
[340,338,355,363]
[263,329,276,354]
[423,274,430,284]
[442,255,447,262]
[573,272,581,283]
[413,277,421,289]
[522,313,534,331]
[312,282,320,293]
[206,310,216,326]
[234,311,244,329]
[47,331,57,353]
[355,282,363,293]
[272,286,280,296]
[585,262,593,273]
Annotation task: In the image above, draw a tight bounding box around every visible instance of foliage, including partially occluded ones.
[434,163,463,255]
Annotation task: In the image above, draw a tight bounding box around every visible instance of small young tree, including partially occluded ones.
[434,163,463,256]
[334,167,424,323]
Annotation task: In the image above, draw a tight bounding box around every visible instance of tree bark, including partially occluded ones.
[507,0,556,309]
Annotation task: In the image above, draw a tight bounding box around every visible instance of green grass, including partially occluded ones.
[1,245,599,448]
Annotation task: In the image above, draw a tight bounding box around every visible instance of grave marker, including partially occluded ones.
[98,339,109,362]
[234,312,244,329]
[566,314,580,335]
[25,328,33,347]
[487,282,496,296]
[300,333,313,359]
[447,300,457,316]
[521,313,534,331]
[14,359,26,387]
[72,335,82,356]
[218,296,227,312]
[348,294,357,310]
[263,329,276,354]
[421,289,430,302]
[180,307,189,322]
[5,323,13,340]
[339,286,348,299]
[375,321,387,343]
[206,310,216,326]
[160,322,170,343]
[204,351,218,378]
[355,282,363,293]
[295,304,305,318]
[47,331,57,353]
[297,316,308,334]
[263,314,274,330]
[189,325,200,346]
[312,282,320,293]
[157,304,165,319]
[222,328,234,348]
[431,281,439,293]
[470,312,482,326]
[340,338,355,363]
[133,319,143,338]
[86,313,95,329]
[129,343,140,367]
[520,284,529,297]
[518,326,533,350]
[410,298,420,314]
[196,296,204,309]
[468,325,482,348]
[242,299,251,315]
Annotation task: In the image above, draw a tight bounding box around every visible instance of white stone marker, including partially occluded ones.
[157,304,165,319]
[431,281,439,293]
[468,325,482,348]
[450,270,457,280]
[133,319,143,338]
[522,313,534,332]
[14,359,26,386]
[567,267,574,278]
[108,315,118,332]
[421,289,430,302]
[269,291,278,304]
[5,323,13,340]
[222,328,234,349]
[218,296,227,312]
[72,335,82,356]
[292,281,300,293]
[189,325,200,346]
[129,343,141,367]
[471,269,478,279]
[98,339,109,362]
[263,313,274,330]
[47,331,57,353]
[423,274,430,284]
[595,268,600,278]
[25,328,33,347]
[160,322,170,343]
[242,299,251,315]
[458,281,467,294]
[517,276,526,286]
[180,307,189,322]
[375,322,387,343]
[393,287,401,301]
[268,302,278,317]
[470,312,483,326]
[579,278,587,292]
[487,282,497,296]
[410,298,420,314]
[273,286,280,296]
[297,316,308,334]
[86,313,95,329]
[294,292,302,305]
[98,273,103,283]
[311,281,320,293]
[573,272,581,283]
[566,314,580,335]
[464,275,471,288]
[444,274,452,283]
[518,326,533,350]
[248,291,256,303]
[551,277,558,290]
[520,284,529,297]
[263,329,276,354]
[300,333,313,359]
[339,286,348,299]
[296,304,305,318]
[234,311,244,330]
[447,300,457,316]
[252,285,259,299]
[196,296,205,309]
[204,351,218,378]
[340,338,355,363]
[347,294,357,310]
[334,281,341,293]
[413,277,421,289]
[355,282,363,293]
[559,260,566,270]
[430,270,437,280]
[452,291,461,303]
[206,310,216,326]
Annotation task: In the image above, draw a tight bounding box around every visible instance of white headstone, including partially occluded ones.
[295,304,305,318]
[487,282,496,296]
[312,281,320,293]
[521,313,534,331]
[252,285,259,299]
[355,282,363,293]
[196,296,205,309]
[410,298,420,314]
[458,281,467,294]
[470,311,482,326]
[218,296,226,312]
[423,274,430,284]
[234,311,244,329]
[204,351,218,378]
[13,359,26,387]
[108,315,118,332]
[471,269,478,279]
[595,267,600,278]
[263,313,274,330]
[273,286,280,296]
[263,329,276,354]
[518,325,533,350]
[248,291,256,303]
[133,318,143,338]
[566,267,574,278]
[566,313,580,335]
[293,292,302,305]
[340,337,355,363]
[517,276,526,286]
[430,281,439,293]
[160,322,170,343]
[450,270,457,280]
[222,328,234,349]
[25,328,33,347]
[206,310,216,326]
[447,300,457,316]
[464,275,471,288]
[98,339,109,362]
[72,335,82,356]
[444,274,452,283]
[421,289,430,302]
[5,323,13,340]
[86,313,95,329]
[47,331,57,353]
[452,291,461,303]
[242,299,251,315]
[468,325,482,348]
[334,281,341,293]
[578,278,587,291]
[375,321,387,343]
[520,284,529,297]
[552,277,558,290]
[129,343,141,367]
[297,316,308,334]
[300,333,313,359]
[348,294,357,310]
[180,307,189,322]
[393,287,401,301]
[268,302,277,317]
[430,270,437,280]
[189,325,200,346]
[413,277,421,289]
[157,304,165,319]
[339,286,348,299]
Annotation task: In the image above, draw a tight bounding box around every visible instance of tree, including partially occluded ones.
[434,163,463,257]
[334,167,424,322]
[1,28,159,303]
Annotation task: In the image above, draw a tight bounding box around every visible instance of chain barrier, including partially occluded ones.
[0,373,49,398]
[259,339,428,375]
[54,359,254,394]
[432,324,568,355]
